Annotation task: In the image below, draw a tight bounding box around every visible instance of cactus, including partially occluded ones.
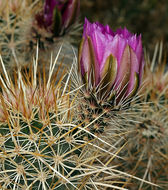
[0,1,168,189]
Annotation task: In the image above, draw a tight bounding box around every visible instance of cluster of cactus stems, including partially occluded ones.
[0,1,168,190]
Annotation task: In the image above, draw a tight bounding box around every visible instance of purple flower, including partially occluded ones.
[78,18,145,102]
[36,0,80,36]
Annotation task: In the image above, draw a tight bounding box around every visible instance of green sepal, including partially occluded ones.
[115,45,131,103]
[78,36,98,88]
[101,54,117,92]
[118,45,131,90]
[53,7,62,36]
[82,72,89,90]
[87,36,98,86]
[107,90,116,102]
[127,72,140,99]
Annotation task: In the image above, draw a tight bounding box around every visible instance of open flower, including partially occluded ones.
[36,0,80,36]
[78,18,145,103]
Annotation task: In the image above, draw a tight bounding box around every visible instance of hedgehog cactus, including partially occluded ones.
[0,1,168,189]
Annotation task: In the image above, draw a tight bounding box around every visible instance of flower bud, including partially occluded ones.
[36,0,80,36]
[79,18,145,103]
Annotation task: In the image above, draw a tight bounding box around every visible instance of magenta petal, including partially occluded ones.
[44,0,58,26]
[101,35,127,70]
[114,45,131,91]
[79,37,100,86]
[83,18,114,38]
[104,25,114,36]
[128,35,138,51]
[133,35,144,84]
[115,27,132,38]
[83,18,112,68]
[128,35,142,60]
[135,35,143,62]
[83,18,92,37]
[90,29,107,67]
[80,39,91,76]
